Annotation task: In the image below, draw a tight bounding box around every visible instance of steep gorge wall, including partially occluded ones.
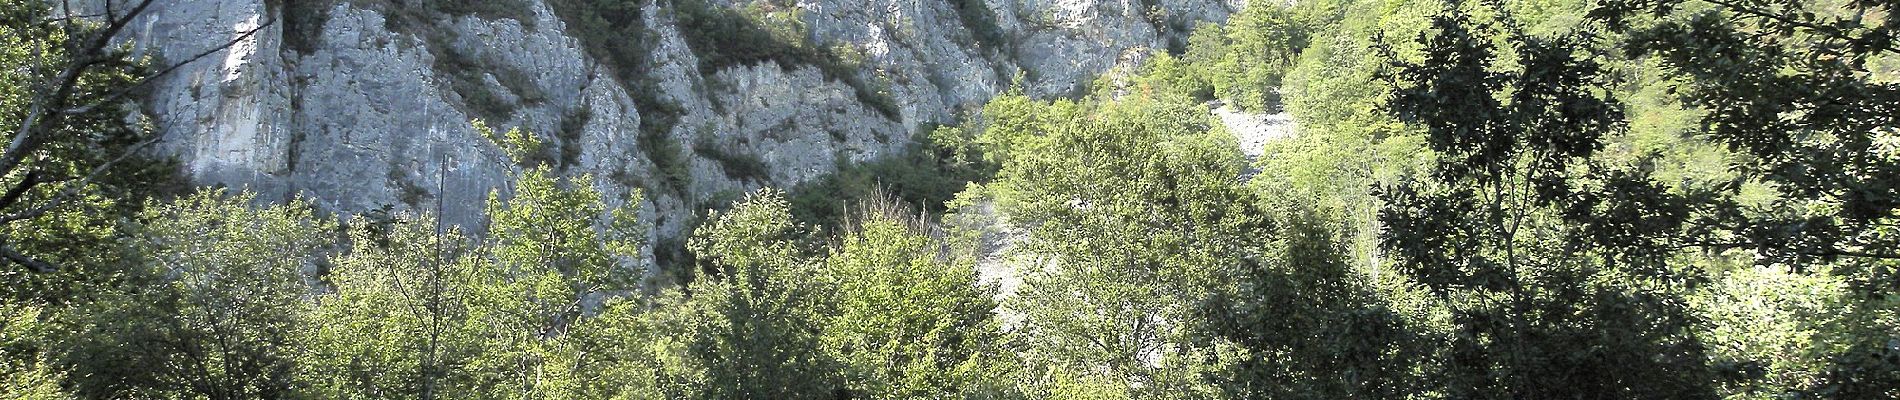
[101,0,1238,269]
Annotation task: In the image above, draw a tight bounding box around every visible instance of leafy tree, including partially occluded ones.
[49,190,332,399]
[0,360,70,400]
[559,289,704,399]
[1691,262,1873,398]
[298,213,491,399]
[300,122,643,399]
[1127,52,1215,101]
[974,91,1082,168]
[483,129,644,329]
[1263,0,1441,269]
[0,0,150,303]
[1208,0,1308,111]
[983,91,1255,398]
[1275,0,1436,173]
[1,304,72,400]
[678,190,845,398]
[471,123,645,399]
[1198,209,1435,399]
[1379,5,1719,398]
[1587,0,1900,396]
[0,0,261,278]
[820,213,1016,398]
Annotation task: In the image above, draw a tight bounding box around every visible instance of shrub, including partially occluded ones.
[558,105,593,169]
[278,0,336,53]
[639,128,692,193]
[788,126,994,234]
[946,0,1008,52]
[429,0,535,22]
[693,139,772,182]
[546,0,649,76]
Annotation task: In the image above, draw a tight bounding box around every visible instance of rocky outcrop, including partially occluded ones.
[100,0,1240,274]
[1213,104,1295,160]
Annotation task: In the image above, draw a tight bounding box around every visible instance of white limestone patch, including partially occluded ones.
[1213,105,1296,160]
[222,14,261,83]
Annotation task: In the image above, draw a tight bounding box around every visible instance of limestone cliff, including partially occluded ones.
[100,0,1238,270]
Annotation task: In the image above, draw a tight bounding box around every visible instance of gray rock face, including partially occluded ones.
[107,0,1239,272]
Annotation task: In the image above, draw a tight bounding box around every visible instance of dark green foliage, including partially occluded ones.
[683,191,848,398]
[1,304,71,398]
[0,0,178,304]
[821,214,1018,398]
[391,168,431,207]
[982,92,1261,397]
[369,0,535,32]
[558,105,592,170]
[278,0,336,53]
[10,1,1900,399]
[436,47,541,123]
[636,89,687,163]
[1184,0,1312,111]
[672,0,809,74]
[853,75,903,120]
[639,128,692,193]
[428,0,535,22]
[1379,6,1718,399]
[693,140,771,182]
[1199,210,1433,398]
[947,0,1009,52]
[546,0,649,76]
[300,123,647,399]
[1600,0,1900,267]
[788,126,994,234]
[54,191,334,399]
[1588,1,1900,397]
[652,235,695,285]
[642,131,695,193]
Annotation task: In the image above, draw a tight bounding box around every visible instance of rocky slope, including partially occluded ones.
[95,0,1240,272]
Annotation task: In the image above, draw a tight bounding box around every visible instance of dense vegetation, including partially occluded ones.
[6,0,1900,399]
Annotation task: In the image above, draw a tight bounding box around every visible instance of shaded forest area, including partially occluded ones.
[3,0,1898,398]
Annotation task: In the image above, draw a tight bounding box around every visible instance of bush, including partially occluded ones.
[429,0,535,22]
[947,0,1009,52]
[788,125,994,234]
[558,105,593,169]
[674,0,805,73]
[546,0,649,76]
[278,0,336,54]
[694,139,772,182]
[1180,1,1309,112]
[639,128,692,192]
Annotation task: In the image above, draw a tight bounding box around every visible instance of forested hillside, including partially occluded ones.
[3,0,1898,398]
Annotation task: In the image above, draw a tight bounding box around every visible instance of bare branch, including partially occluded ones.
[40,12,108,25]
[58,0,81,43]
[0,171,54,212]
[1811,247,1900,260]
[87,0,156,62]
[0,0,155,194]
[0,135,163,226]
[0,2,284,272]
[0,244,57,273]
[1698,0,1900,54]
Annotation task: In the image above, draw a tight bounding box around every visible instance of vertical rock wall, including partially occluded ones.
[101,0,1238,272]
